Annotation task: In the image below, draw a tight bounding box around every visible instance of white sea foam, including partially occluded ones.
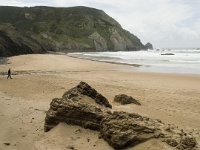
[68,49,200,74]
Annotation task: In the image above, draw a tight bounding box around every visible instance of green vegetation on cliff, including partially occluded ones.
[0,6,150,56]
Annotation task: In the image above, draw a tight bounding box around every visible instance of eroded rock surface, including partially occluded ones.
[100,111,162,149]
[62,81,112,108]
[45,81,112,132]
[44,98,105,132]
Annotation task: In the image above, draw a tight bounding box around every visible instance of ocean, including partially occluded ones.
[68,49,200,74]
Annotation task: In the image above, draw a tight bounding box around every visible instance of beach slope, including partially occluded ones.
[0,54,199,149]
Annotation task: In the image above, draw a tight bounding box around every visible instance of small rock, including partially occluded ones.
[3,142,10,146]
[165,138,178,147]
[75,129,82,133]
[114,94,141,105]
[66,145,76,150]
[161,53,175,55]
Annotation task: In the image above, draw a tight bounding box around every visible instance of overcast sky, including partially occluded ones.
[1,0,200,48]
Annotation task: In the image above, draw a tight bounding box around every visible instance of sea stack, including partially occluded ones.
[145,42,153,49]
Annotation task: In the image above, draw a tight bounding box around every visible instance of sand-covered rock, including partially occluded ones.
[114,94,141,105]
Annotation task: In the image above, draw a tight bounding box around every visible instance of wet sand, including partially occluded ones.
[0,54,199,150]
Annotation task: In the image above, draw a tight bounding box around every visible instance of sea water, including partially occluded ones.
[68,49,200,74]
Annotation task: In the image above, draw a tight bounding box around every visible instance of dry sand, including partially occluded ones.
[0,54,199,150]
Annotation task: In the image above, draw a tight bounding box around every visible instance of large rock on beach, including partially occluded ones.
[62,81,112,108]
[100,111,162,149]
[44,97,106,132]
[44,81,198,149]
[45,81,111,132]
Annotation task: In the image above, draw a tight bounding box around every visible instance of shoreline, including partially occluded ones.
[67,54,142,67]
[67,51,200,75]
[67,53,200,77]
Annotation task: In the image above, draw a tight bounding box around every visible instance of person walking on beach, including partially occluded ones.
[7,68,12,79]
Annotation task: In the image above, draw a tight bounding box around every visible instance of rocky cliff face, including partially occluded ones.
[0,24,49,56]
[0,6,152,56]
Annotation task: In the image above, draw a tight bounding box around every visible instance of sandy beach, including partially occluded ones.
[0,54,200,150]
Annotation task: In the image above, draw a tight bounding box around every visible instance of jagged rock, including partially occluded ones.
[45,81,111,131]
[44,97,106,132]
[100,111,162,149]
[62,81,112,108]
[114,94,141,105]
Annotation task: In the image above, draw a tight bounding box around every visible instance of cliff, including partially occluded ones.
[0,6,152,56]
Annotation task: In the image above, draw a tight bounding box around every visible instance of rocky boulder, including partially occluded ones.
[44,97,106,132]
[62,81,112,108]
[45,81,112,132]
[100,111,162,149]
[114,94,141,105]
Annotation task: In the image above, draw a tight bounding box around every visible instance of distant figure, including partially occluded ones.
[7,68,12,79]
